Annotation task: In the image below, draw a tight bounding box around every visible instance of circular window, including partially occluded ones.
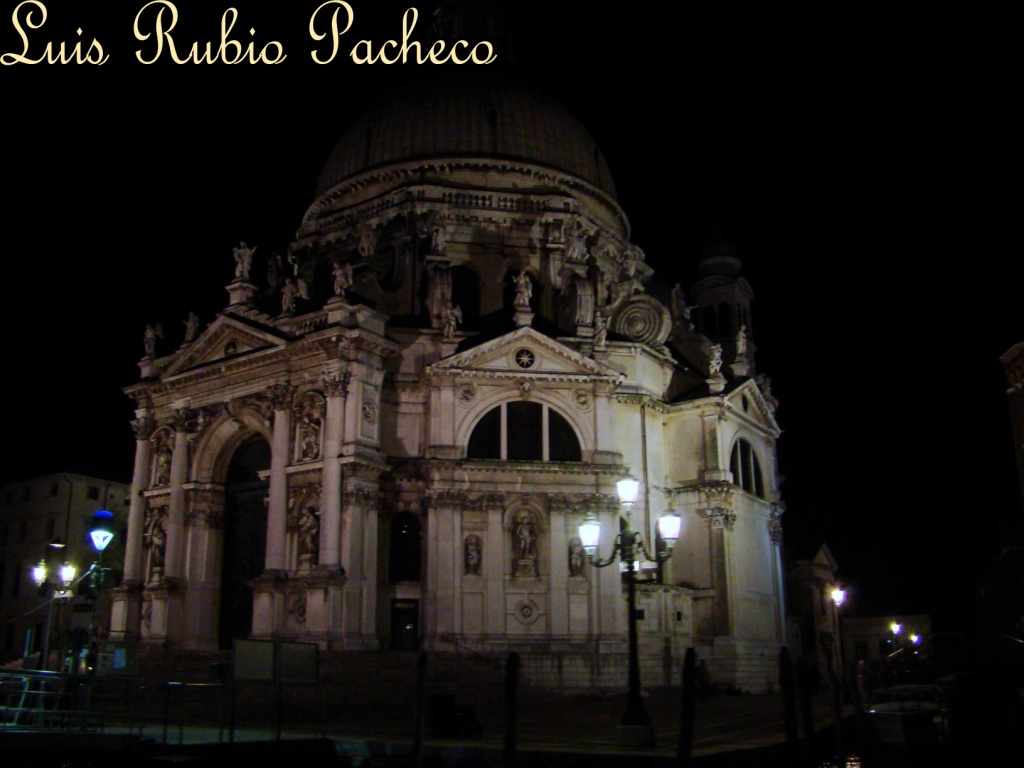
[514,348,536,369]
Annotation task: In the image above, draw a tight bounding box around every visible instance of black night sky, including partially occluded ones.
[2,1,1018,628]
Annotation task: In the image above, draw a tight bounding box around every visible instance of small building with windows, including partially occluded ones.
[0,472,130,665]
[110,70,787,691]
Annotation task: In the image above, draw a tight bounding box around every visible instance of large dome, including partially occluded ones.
[315,72,617,199]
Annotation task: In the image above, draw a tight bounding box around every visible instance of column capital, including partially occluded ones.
[131,416,155,440]
[322,369,352,399]
[267,382,296,410]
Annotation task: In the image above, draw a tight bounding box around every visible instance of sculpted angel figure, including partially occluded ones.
[443,303,462,339]
[144,508,167,578]
[332,261,354,297]
[513,270,533,310]
[281,277,299,315]
[266,252,283,288]
[232,241,256,280]
[709,343,724,374]
[297,506,320,563]
[143,323,164,358]
[429,212,447,254]
[183,311,200,344]
[736,324,748,357]
[593,309,608,347]
[670,284,694,330]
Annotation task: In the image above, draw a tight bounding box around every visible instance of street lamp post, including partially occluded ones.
[578,475,682,748]
[85,510,116,673]
[830,587,846,679]
[31,553,76,671]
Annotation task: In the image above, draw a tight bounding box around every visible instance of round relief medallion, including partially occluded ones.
[362,401,378,423]
[514,598,541,625]
[573,389,591,409]
[457,383,476,405]
[514,348,536,369]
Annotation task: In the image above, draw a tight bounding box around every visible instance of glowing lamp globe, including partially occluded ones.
[616,475,640,507]
[657,509,682,551]
[578,512,601,558]
[90,510,115,552]
[59,562,76,586]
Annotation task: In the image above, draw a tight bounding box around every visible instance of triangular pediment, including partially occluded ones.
[427,327,618,380]
[726,379,781,436]
[162,314,287,376]
[813,543,839,572]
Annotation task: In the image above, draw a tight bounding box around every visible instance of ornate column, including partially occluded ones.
[266,383,294,574]
[548,493,570,636]
[484,492,505,635]
[319,370,349,573]
[702,484,735,637]
[110,415,153,640]
[123,416,153,585]
[769,502,786,641]
[164,409,191,582]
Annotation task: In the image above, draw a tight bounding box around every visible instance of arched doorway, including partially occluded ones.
[388,513,421,650]
[218,435,270,649]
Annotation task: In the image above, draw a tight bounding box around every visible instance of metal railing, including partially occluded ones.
[0,669,145,732]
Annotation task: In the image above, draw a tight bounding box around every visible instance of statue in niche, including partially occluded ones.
[443,303,462,339]
[514,271,533,310]
[286,251,300,276]
[183,311,200,344]
[332,261,354,297]
[513,513,538,577]
[563,219,588,263]
[709,343,724,375]
[736,324,748,357]
[144,507,167,581]
[593,309,608,347]
[232,241,256,280]
[143,323,163,358]
[297,506,320,566]
[281,277,300,315]
[429,211,447,254]
[357,225,377,258]
[569,537,585,577]
[153,445,171,486]
[266,252,283,288]
[299,411,322,460]
[464,534,482,575]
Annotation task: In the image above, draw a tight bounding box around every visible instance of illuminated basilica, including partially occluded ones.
[110,69,786,691]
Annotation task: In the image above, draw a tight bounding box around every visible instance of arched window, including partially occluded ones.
[729,438,765,498]
[389,513,421,582]
[467,402,582,462]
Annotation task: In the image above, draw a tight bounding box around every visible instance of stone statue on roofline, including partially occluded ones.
[514,270,533,309]
[232,241,256,280]
[333,261,354,298]
[143,323,163,358]
[183,311,200,344]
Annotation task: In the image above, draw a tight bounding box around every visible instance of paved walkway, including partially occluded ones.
[22,689,846,765]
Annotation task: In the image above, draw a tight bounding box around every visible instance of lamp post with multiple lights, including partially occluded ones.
[577,474,682,747]
[31,546,76,671]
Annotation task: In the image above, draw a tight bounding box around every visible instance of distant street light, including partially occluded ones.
[831,585,848,702]
[578,474,681,747]
[890,622,902,636]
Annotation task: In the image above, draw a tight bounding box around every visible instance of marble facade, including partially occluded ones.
[110,72,786,691]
